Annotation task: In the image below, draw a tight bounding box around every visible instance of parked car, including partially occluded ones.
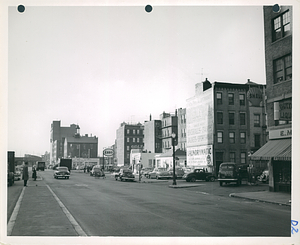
[54,167,70,179]
[142,168,154,178]
[168,167,185,179]
[14,168,22,181]
[182,168,216,182]
[90,165,105,177]
[218,162,248,186]
[115,169,135,181]
[148,168,172,179]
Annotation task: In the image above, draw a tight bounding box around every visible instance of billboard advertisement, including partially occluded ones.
[187,145,213,167]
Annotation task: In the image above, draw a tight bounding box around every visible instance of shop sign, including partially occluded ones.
[103,148,114,157]
[269,128,292,139]
[247,87,262,107]
[279,101,292,121]
[187,145,213,166]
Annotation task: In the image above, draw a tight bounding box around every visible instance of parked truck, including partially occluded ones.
[36,161,45,171]
[59,158,72,172]
[7,151,15,186]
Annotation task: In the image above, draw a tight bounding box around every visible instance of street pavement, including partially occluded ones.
[6,170,291,237]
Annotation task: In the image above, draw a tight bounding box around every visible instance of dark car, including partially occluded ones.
[90,165,105,177]
[54,167,70,179]
[218,162,248,186]
[182,168,216,182]
[115,169,135,181]
[142,168,154,178]
[169,167,185,179]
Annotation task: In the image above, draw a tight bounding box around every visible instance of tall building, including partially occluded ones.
[50,121,78,164]
[186,79,266,175]
[177,108,187,152]
[160,111,178,153]
[251,6,292,193]
[143,114,162,153]
[116,122,144,166]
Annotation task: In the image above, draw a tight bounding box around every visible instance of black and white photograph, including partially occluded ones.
[1,0,299,244]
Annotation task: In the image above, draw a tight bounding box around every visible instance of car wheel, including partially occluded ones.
[210,176,215,182]
[190,177,196,182]
[115,177,118,181]
[219,181,223,186]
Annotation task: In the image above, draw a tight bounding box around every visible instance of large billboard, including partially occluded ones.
[187,145,213,168]
[186,88,214,148]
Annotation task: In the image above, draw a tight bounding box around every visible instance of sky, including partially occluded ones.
[7,4,266,157]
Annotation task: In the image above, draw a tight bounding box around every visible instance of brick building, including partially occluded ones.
[251,6,292,193]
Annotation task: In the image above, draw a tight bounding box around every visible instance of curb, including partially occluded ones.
[168,184,204,188]
[229,193,291,206]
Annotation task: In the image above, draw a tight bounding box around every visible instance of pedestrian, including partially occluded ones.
[32,165,37,181]
[22,162,29,186]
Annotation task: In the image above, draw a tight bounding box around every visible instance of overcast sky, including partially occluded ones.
[8,5,266,156]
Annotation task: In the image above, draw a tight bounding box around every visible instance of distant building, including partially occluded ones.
[251,6,292,193]
[160,111,178,153]
[130,149,157,173]
[177,108,187,152]
[116,122,144,166]
[186,79,267,175]
[143,114,162,153]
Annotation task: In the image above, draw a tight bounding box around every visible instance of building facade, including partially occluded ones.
[251,6,292,193]
[186,79,267,175]
[160,111,178,153]
[143,115,162,153]
[177,108,187,152]
[116,122,144,166]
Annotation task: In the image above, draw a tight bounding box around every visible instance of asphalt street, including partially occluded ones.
[7,169,291,237]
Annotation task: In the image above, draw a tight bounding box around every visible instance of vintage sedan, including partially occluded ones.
[183,168,216,182]
[148,168,172,180]
[115,169,135,181]
[168,167,185,179]
[54,167,70,179]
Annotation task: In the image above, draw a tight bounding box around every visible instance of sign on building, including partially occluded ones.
[187,145,213,167]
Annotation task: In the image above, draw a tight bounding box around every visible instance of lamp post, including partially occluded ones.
[171,133,177,185]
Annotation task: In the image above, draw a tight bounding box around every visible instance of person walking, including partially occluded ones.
[32,165,37,181]
[22,162,29,186]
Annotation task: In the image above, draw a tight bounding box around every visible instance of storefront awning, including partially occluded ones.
[250,138,291,161]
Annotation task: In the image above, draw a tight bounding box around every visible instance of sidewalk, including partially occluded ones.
[229,191,291,206]
[7,177,82,236]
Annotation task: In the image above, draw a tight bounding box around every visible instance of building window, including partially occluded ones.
[127,138,130,143]
[274,54,292,84]
[137,138,140,143]
[230,152,236,162]
[254,134,261,148]
[127,129,130,134]
[133,129,136,135]
[127,146,129,151]
[137,129,140,134]
[228,93,234,105]
[240,112,246,125]
[217,92,222,105]
[240,132,246,144]
[241,152,246,164]
[229,132,235,143]
[217,112,223,124]
[273,10,291,42]
[239,94,245,106]
[217,131,223,143]
[133,138,135,143]
[254,114,260,127]
[229,112,235,125]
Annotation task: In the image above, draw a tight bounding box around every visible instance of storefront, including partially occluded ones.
[250,136,291,193]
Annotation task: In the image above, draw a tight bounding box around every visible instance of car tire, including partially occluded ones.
[190,177,196,182]
[210,176,215,182]
[115,177,118,181]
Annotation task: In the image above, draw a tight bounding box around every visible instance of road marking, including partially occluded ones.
[7,187,25,235]
[196,191,210,195]
[46,184,87,236]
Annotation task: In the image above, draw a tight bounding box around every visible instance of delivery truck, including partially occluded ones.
[59,158,72,172]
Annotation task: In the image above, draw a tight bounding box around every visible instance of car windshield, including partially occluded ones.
[220,165,234,170]
[158,168,167,171]
[123,170,132,173]
[57,167,68,171]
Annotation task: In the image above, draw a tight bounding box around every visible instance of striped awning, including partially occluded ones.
[250,138,291,161]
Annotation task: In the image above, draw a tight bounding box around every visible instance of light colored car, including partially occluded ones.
[169,167,185,179]
[14,166,23,181]
[148,168,172,179]
[90,165,105,177]
[54,167,70,179]
[115,169,135,181]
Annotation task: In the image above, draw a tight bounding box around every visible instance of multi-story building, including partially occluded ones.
[160,111,178,153]
[186,79,267,175]
[64,133,98,159]
[50,121,78,164]
[177,108,187,152]
[143,114,162,153]
[116,122,144,166]
[251,6,292,193]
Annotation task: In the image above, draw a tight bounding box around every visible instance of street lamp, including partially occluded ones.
[171,132,177,185]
